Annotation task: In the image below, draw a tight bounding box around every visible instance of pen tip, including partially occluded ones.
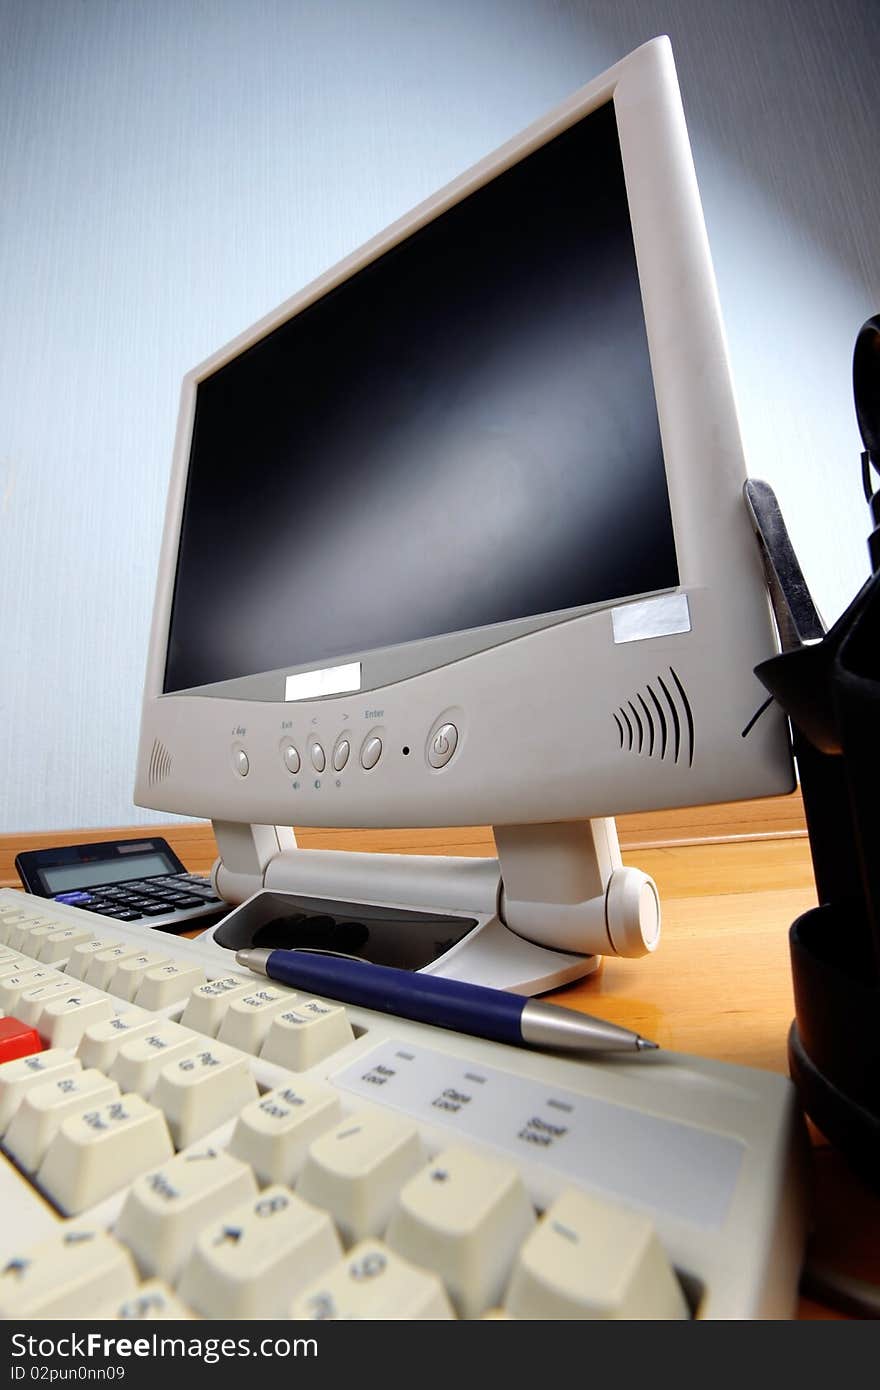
[636,1037,660,1051]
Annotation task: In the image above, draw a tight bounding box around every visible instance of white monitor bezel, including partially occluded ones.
[135,36,794,830]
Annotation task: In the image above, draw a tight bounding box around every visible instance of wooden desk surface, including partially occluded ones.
[3,796,879,1318]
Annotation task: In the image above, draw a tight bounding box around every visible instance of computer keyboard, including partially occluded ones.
[0,887,807,1320]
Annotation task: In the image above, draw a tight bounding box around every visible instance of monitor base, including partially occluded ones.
[207,816,658,994]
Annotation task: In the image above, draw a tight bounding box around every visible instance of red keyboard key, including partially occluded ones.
[0,1017,45,1063]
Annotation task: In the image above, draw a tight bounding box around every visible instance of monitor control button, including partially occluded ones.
[235,749,250,777]
[283,745,301,775]
[360,735,382,770]
[428,722,458,768]
[310,742,326,773]
[332,738,350,772]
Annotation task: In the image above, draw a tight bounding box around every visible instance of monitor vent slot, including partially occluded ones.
[148,739,173,785]
[614,666,694,766]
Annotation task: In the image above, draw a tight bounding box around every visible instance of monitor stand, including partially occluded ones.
[205,817,660,995]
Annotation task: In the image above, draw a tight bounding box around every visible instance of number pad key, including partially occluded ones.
[504,1187,690,1320]
[297,1110,425,1247]
[290,1240,454,1320]
[227,1081,342,1186]
[178,1185,341,1320]
[385,1145,536,1318]
[115,1146,257,1283]
[97,1278,197,1320]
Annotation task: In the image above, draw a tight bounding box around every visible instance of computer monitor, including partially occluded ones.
[134,36,794,992]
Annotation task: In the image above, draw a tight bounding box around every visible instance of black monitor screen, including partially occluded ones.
[164,100,677,693]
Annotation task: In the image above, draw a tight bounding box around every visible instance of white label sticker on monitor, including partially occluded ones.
[284,662,362,701]
[611,594,691,644]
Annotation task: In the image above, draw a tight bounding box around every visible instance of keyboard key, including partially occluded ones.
[134,962,207,1012]
[290,1240,454,1320]
[98,1278,197,1320]
[115,1146,257,1282]
[386,1145,536,1318]
[16,979,81,1027]
[39,928,95,964]
[0,1017,45,1065]
[180,977,255,1037]
[7,920,56,952]
[504,1187,690,1320]
[4,1069,120,1172]
[259,998,354,1071]
[64,937,116,981]
[109,1022,203,1097]
[85,945,143,992]
[178,1185,341,1320]
[107,952,173,1001]
[12,923,65,955]
[217,986,298,1054]
[151,1041,258,1148]
[0,1228,138,1319]
[77,1008,157,1071]
[0,1051,82,1130]
[37,988,115,1050]
[227,1081,341,1186]
[0,969,63,1012]
[37,1094,174,1214]
[298,1110,425,1247]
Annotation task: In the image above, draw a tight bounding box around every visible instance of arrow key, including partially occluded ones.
[37,989,115,1050]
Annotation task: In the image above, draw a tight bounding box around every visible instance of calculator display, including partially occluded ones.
[40,852,175,894]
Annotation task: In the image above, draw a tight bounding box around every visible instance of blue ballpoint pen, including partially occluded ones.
[235,947,659,1055]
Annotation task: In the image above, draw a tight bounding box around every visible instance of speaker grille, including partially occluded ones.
[614,666,694,766]
[147,739,173,785]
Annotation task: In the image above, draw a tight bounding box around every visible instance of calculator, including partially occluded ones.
[14,836,226,933]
